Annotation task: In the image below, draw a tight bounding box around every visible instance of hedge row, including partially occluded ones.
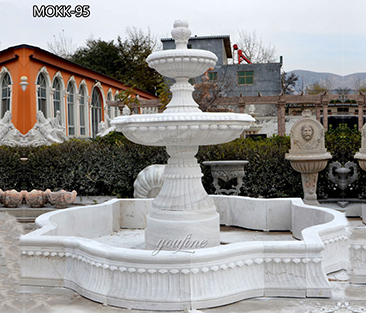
[1,125,365,199]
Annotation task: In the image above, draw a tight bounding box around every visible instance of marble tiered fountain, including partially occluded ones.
[20,21,348,311]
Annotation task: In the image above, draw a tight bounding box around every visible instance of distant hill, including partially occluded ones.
[287,70,366,93]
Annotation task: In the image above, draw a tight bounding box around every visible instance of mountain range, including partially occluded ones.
[287,70,366,93]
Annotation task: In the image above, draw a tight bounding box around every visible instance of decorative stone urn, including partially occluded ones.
[285,110,332,205]
[24,189,48,208]
[0,189,25,208]
[112,21,255,250]
[202,160,248,195]
[44,189,77,209]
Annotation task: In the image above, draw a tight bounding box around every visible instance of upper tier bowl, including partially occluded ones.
[146,49,217,79]
[112,112,255,147]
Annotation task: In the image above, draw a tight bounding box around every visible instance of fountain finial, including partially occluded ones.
[171,20,191,49]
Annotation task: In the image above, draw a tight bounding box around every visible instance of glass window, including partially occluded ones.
[67,83,75,136]
[107,92,113,118]
[79,86,86,136]
[237,71,254,85]
[114,94,119,117]
[37,74,47,116]
[91,88,102,138]
[1,73,11,118]
[209,72,218,81]
[53,79,61,117]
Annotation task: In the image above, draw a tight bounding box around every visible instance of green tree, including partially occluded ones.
[70,28,162,94]
[70,38,121,76]
[116,86,140,109]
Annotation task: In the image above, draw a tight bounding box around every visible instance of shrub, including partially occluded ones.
[24,134,168,197]
[3,124,366,200]
[198,136,303,198]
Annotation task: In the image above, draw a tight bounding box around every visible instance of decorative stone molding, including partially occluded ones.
[133,165,166,198]
[24,189,48,208]
[0,189,76,208]
[0,189,25,208]
[349,226,366,284]
[44,189,77,209]
[285,110,332,205]
[0,110,68,147]
[203,160,248,195]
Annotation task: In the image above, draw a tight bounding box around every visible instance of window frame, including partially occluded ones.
[209,72,218,81]
[237,71,254,85]
[67,82,76,136]
[1,72,11,118]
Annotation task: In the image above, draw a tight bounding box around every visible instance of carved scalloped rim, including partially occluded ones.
[146,49,218,65]
[285,153,332,161]
[350,244,366,250]
[21,252,324,274]
[112,112,255,125]
[323,234,348,244]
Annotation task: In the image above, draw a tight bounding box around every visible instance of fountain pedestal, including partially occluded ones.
[146,145,220,249]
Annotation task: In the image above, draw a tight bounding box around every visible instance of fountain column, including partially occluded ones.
[146,145,220,250]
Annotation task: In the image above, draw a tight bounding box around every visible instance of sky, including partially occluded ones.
[0,0,365,76]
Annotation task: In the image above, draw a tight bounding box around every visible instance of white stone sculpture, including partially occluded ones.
[0,110,68,147]
[19,21,348,311]
[203,160,248,195]
[0,111,24,147]
[24,111,68,146]
[112,20,255,250]
[133,165,166,198]
[122,104,131,115]
[96,108,116,137]
[355,122,366,171]
[349,226,366,284]
[285,109,332,205]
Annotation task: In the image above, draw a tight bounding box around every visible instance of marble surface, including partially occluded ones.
[20,196,348,310]
[112,21,254,252]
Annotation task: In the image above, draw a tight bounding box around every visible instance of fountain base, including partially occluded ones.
[20,196,348,310]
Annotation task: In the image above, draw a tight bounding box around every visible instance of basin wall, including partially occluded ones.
[20,196,348,310]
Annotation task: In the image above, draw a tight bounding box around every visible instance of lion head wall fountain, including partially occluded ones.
[20,21,348,311]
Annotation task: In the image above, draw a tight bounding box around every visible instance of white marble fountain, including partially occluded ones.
[19,21,348,311]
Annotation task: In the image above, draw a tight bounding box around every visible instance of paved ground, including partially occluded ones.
[1,202,365,313]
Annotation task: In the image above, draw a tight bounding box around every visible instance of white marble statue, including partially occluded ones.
[26,111,68,146]
[0,111,26,147]
[122,104,131,116]
[96,107,116,137]
[0,110,68,147]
